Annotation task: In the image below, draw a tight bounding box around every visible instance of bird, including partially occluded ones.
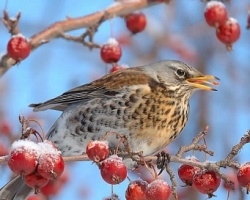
[0,60,219,199]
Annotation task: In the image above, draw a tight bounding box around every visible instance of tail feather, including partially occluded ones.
[29,103,66,112]
[0,176,33,200]
[28,103,41,108]
[13,181,33,200]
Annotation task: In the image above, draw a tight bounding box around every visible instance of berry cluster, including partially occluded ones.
[178,156,221,198]
[126,179,170,200]
[8,139,64,193]
[86,140,127,185]
[178,157,250,197]
[204,1,240,51]
[100,38,129,73]
[100,12,146,72]
[86,139,171,200]
[7,34,31,62]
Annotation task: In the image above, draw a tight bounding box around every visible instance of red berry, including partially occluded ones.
[37,152,64,180]
[86,140,109,162]
[178,156,201,186]
[223,172,238,191]
[100,38,122,63]
[204,1,228,27]
[7,35,31,61]
[216,18,241,51]
[27,195,42,200]
[125,180,148,200]
[100,155,127,185]
[8,140,40,176]
[110,64,128,73]
[40,169,69,196]
[25,172,49,193]
[237,162,250,192]
[193,170,221,198]
[58,171,69,184]
[37,142,64,180]
[145,179,171,200]
[125,12,147,34]
[40,180,62,196]
[0,121,11,135]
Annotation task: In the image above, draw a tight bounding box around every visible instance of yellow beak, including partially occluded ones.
[186,75,220,91]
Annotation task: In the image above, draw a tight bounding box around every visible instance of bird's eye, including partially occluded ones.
[176,69,186,77]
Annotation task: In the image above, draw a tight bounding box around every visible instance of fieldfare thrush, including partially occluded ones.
[0,60,219,199]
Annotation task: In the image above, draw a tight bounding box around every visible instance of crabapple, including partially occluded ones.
[7,35,31,61]
[100,155,127,185]
[86,140,109,162]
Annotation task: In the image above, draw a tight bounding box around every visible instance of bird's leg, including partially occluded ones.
[156,152,179,199]
[156,151,171,175]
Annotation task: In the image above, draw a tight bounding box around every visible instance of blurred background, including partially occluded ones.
[0,0,249,199]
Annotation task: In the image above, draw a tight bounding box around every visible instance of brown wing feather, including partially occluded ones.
[65,67,151,92]
[29,67,152,112]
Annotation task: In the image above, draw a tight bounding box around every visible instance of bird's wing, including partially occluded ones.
[29,67,154,112]
[0,175,32,200]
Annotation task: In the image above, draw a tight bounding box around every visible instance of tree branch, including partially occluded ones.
[0,0,161,76]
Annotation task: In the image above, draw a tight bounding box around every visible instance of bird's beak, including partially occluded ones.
[186,75,220,91]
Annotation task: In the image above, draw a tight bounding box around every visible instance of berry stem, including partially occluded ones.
[28,119,46,140]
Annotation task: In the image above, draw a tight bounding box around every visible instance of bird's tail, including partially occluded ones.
[0,175,33,200]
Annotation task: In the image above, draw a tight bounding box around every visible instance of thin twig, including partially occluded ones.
[165,164,178,199]
[1,10,21,35]
[176,126,213,157]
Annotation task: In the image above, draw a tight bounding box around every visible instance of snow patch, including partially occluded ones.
[9,17,17,21]
[88,140,109,151]
[11,33,25,38]
[38,141,61,155]
[119,64,129,68]
[205,1,225,11]
[227,17,238,24]
[185,155,198,161]
[11,139,41,152]
[106,38,119,46]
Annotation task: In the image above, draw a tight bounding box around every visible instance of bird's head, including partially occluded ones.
[143,60,219,95]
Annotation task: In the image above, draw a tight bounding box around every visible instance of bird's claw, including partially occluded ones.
[156,151,171,175]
